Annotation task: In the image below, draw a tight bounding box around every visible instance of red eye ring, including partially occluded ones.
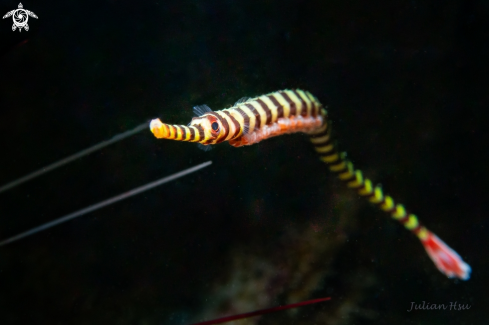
[207,116,220,135]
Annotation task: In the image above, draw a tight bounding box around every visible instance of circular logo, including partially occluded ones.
[13,9,28,28]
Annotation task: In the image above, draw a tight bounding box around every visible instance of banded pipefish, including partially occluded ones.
[149,89,471,280]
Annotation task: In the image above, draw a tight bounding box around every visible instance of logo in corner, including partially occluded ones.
[3,3,38,32]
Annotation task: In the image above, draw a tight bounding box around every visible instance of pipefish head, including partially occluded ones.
[189,113,227,144]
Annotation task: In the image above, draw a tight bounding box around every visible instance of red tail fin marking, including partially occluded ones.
[421,231,471,280]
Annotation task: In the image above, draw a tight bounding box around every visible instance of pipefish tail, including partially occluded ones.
[150,89,471,280]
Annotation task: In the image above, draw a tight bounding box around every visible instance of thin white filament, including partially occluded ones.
[0,161,212,247]
[0,122,149,194]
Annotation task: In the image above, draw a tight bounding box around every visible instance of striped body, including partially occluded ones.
[150,89,471,280]
[150,89,323,147]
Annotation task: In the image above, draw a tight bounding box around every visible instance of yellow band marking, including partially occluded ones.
[329,161,346,172]
[392,204,406,220]
[347,170,364,188]
[260,95,278,123]
[381,196,395,211]
[310,133,330,144]
[404,214,419,230]
[417,227,429,240]
[315,144,334,153]
[369,187,384,203]
[321,153,340,163]
[358,179,373,196]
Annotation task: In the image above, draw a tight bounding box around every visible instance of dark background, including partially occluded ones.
[0,0,487,324]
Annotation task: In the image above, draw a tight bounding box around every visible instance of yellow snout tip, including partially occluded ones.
[150,118,168,138]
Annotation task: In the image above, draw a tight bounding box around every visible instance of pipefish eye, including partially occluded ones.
[211,121,219,131]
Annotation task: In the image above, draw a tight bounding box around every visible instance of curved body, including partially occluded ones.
[150,89,471,280]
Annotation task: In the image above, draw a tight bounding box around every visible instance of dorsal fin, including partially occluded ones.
[197,143,213,152]
[234,97,251,106]
[193,104,213,117]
